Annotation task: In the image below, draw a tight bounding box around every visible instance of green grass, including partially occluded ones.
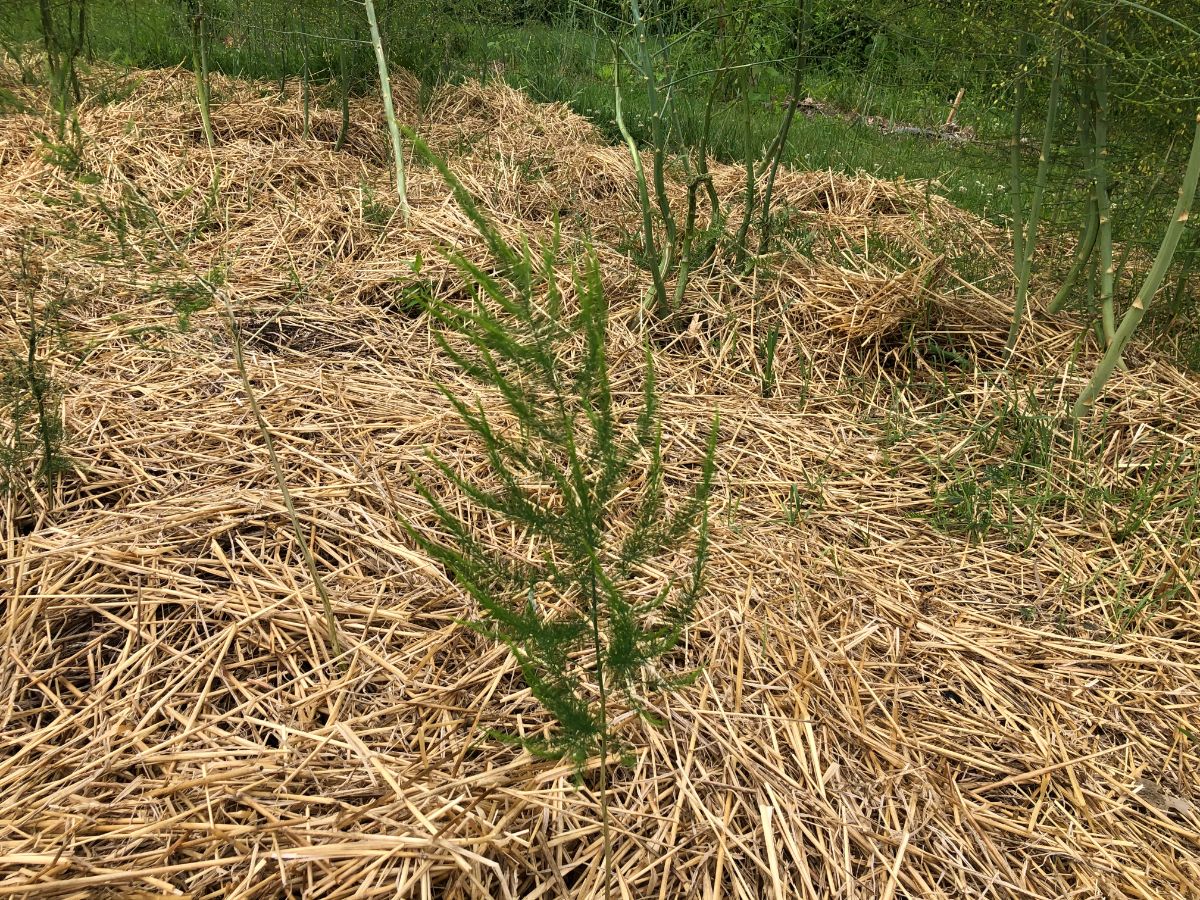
[1,0,377,85]
[1,3,1019,218]
[440,22,1018,220]
[874,364,1200,624]
[6,2,1190,236]
[5,2,1195,358]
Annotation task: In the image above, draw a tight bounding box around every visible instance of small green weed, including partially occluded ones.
[360,181,395,228]
[783,466,827,526]
[1112,447,1191,544]
[1,248,74,509]
[928,470,995,544]
[153,268,224,332]
[925,386,1070,549]
[36,127,91,179]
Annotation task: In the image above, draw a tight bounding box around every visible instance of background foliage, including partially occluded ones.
[3,0,1198,361]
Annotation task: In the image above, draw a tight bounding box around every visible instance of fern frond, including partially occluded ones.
[402,138,716,782]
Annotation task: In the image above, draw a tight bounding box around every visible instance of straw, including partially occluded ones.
[1,57,1197,899]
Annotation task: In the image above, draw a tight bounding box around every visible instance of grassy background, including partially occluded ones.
[0,0,1039,219]
[3,0,1197,364]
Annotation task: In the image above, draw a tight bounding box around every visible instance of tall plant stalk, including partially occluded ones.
[299,10,311,141]
[1091,32,1116,346]
[1006,32,1062,352]
[363,0,410,222]
[629,0,677,253]
[38,0,87,135]
[1049,98,1099,316]
[405,134,717,900]
[335,5,351,151]
[1074,109,1200,415]
[111,173,344,659]
[757,0,809,255]
[1086,244,1104,346]
[672,106,716,309]
[618,0,679,315]
[614,63,670,315]
[692,53,727,232]
[1007,34,1030,326]
[37,0,59,90]
[1048,193,1098,313]
[670,42,733,310]
[732,63,755,268]
[189,0,215,149]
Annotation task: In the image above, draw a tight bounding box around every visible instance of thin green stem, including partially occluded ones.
[1006,31,1062,352]
[1047,193,1098,314]
[225,308,343,658]
[587,556,612,900]
[191,1,215,150]
[757,1,808,256]
[299,9,311,141]
[1092,32,1115,346]
[614,55,669,315]
[1007,34,1030,313]
[695,55,726,232]
[23,317,56,509]
[364,0,410,222]
[732,63,755,269]
[336,3,350,151]
[112,172,344,661]
[38,0,60,89]
[629,0,676,253]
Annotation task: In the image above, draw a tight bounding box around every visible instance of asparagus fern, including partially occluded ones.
[403,135,718,777]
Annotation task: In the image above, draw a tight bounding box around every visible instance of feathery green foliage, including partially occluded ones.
[404,133,718,775]
[1,246,73,509]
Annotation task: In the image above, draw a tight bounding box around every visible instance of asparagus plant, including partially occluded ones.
[1,251,73,511]
[37,0,87,136]
[335,5,351,151]
[757,0,810,256]
[1006,31,1063,352]
[630,0,677,255]
[1007,35,1030,341]
[363,0,410,222]
[404,133,717,897]
[1047,98,1099,316]
[614,63,670,314]
[188,0,215,149]
[731,62,756,268]
[1047,193,1098,314]
[1091,34,1116,346]
[1074,108,1200,414]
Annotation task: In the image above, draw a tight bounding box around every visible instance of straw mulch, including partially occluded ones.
[1,57,1198,899]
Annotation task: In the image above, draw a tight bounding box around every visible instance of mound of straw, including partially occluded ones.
[1,60,1198,899]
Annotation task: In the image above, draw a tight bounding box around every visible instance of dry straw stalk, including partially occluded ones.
[0,54,1197,899]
